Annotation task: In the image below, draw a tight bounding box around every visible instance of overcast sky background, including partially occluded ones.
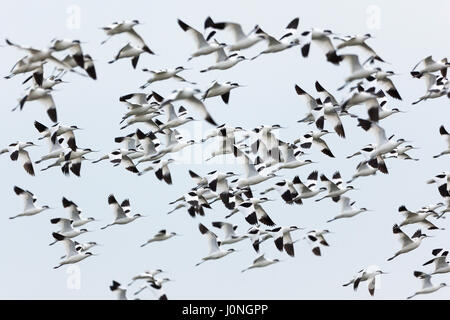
[0,0,449,300]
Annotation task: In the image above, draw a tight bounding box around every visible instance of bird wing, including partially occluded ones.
[121,155,138,172]
[203,81,221,98]
[305,171,319,188]
[53,218,73,232]
[63,197,81,221]
[339,196,352,212]
[212,221,234,239]
[359,42,378,57]
[18,150,35,176]
[393,225,413,247]
[215,47,228,62]
[5,39,41,54]
[434,256,449,270]
[324,106,345,138]
[204,229,220,254]
[413,56,435,71]
[315,81,339,106]
[109,195,127,220]
[321,174,340,192]
[178,19,209,49]
[342,54,363,73]
[184,96,216,125]
[125,28,146,47]
[369,122,388,147]
[419,219,439,230]
[63,239,79,258]
[422,73,437,91]
[283,230,293,244]
[416,272,433,289]
[295,85,318,112]
[223,22,246,42]
[314,36,335,54]
[15,187,36,211]
[253,254,267,264]
[163,102,178,122]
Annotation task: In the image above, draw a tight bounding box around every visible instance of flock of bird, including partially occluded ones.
[3,15,450,300]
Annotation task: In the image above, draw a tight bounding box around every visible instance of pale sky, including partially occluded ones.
[0,0,449,299]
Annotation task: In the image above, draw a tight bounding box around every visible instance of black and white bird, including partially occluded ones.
[367,69,402,100]
[386,145,419,162]
[140,230,178,247]
[241,254,280,273]
[4,38,72,70]
[341,88,384,121]
[339,54,378,89]
[10,186,51,219]
[128,269,164,286]
[13,86,57,121]
[291,172,327,202]
[251,18,300,60]
[178,18,226,60]
[397,205,441,230]
[108,42,154,69]
[423,249,450,275]
[101,20,152,51]
[411,56,450,78]
[346,160,378,183]
[0,141,37,176]
[140,66,195,88]
[62,197,96,227]
[315,172,356,202]
[139,158,174,185]
[301,28,341,64]
[407,271,447,299]
[327,196,369,223]
[202,81,243,104]
[233,148,278,187]
[52,232,95,269]
[101,195,145,230]
[387,225,431,261]
[204,17,266,51]
[195,223,237,266]
[200,46,246,73]
[229,198,276,226]
[343,265,387,296]
[303,230,331,256]
[357,118,409,160]
[5,59,46,81]
[260,179,298,205]
[296,130,335,158]
[334,33,383,62]
[34,121,81,148]
[49,218,88,245]
[161,88,217,125]
[412,74,449,105]
[211,221,247,245]
[50,38,85,68]
[295,84,324,129]
[206,171,237,208]
[267,226,301,257]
